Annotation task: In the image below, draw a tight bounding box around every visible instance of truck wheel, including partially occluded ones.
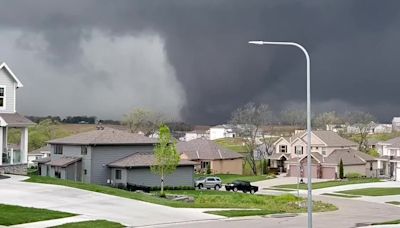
[198,184,203,189]
[233,187,238,192]
[214,185,220,190]
[243,190,247,193]
[250,189,255,194]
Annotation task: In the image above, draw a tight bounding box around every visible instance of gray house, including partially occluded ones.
[37,127,196,187]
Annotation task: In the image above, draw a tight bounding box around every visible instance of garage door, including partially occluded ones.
[288,164,318,178]
[289,165,299,177]
[321,167,336,179]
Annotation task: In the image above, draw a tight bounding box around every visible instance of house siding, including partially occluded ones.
[211,159,243,175]
[125,166,194,187]
[91,145,154,185]
[0,68,16,113]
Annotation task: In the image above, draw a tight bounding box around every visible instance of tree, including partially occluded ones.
[230,102,273,175]
[123,108,166,136]
[206,163,211,174]
[151,125,180,196]
[339,158,344,179]
[280,109,306,126]
[345,111,376,152]
[313,111,343,130]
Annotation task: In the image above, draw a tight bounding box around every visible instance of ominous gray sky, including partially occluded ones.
[1,0,400,124]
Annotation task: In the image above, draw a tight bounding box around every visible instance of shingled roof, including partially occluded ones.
[0,113,35,127]
[108,152,197,168]
[177,138,243,160]
[46,157,82,167]
[47,128,158,145]
[325,149,375,165]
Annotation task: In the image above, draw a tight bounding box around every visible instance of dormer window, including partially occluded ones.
[0,87,4,108]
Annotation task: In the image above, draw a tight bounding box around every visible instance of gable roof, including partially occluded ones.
[47,128,158,145]
[177,138,243,160]
[311,131,357,147]
[0,113,35,127]
[29,145,51,154]
[381,136,400,147]
[46,156,82,167]
[0,62,23,88]
[325,148,375,165]
[107,152,197,168]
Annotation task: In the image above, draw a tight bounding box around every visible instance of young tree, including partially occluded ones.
[280,109,306,126]
[339,158,344,179]
[123,108,166,136]
[151,125,180,196]
[230,102,273,175]
[344,111,376,152]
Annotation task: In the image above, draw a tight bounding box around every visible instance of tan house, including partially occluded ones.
[177,138,243,175]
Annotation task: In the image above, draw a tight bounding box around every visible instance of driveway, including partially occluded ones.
[0,175,220,227]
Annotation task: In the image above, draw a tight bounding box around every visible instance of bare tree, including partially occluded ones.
[123,108,166,136]
[230,102,273,175]
[344,111,376,152]
[280,109,306,126]
[313,111,343,130]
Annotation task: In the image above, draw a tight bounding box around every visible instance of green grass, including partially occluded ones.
[195,174,272,184]
[26,176,336,217]
[214,138,247,153]
[50,220,124,228]
[263,188,294,192]
[386,201,400,205]
[321,193,361,198]
[371,219,400,225]
[206,209,280,217]
[274,178,381,190]
[0,204,75,226]
[337,188,400,196]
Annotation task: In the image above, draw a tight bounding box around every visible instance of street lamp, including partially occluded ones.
[248,41,312,228]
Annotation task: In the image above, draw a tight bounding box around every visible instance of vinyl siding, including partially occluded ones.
[126,166,194,187]
[91,145,154,184]
[0,68,16,113]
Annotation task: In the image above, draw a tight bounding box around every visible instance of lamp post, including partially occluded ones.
[248,41,312,228]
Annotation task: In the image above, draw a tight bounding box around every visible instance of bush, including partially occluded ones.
[345,173,363,179]
[339,159,344,179]
[206,163,211,174]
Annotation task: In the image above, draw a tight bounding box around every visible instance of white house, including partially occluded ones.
[209,124,236,140]
[392,117,400,132]
[29,145,51,168]
[376,137,400,181]
[0,62,34,175]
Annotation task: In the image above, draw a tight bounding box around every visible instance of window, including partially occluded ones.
[206,177,215,181]
[0,87,4,108]
[115,169,122,180]
[201,161,210,169]
[81,146,88,155]
[295,146,303,155]
[84,169,87,175]
[316,147,319,150]
[54,145,63,155]
[279,145,288,153]
[55,168,61,178]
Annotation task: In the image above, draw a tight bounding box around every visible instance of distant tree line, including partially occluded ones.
[26,115,121,125]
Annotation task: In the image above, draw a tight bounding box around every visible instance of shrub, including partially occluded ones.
[345,173,363,179]
[339,159,344,179]
[206,163,211,174]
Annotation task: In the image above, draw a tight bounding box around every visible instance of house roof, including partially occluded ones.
[29,145,51,155]
[107,152,197,168]
[311,131,357,147]
[177,138,243,160]
[47,128,158,145]
[380,136,400,147]
[267,153,290,160]
[42,156,81,167]
[287,152,323,163]
[325,149,375,165]
[33,157,51,163]
[0,113,35,127]
[0,62,23,88]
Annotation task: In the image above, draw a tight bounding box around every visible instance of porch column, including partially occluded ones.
[20,127,28,163]
[0,127,3,165]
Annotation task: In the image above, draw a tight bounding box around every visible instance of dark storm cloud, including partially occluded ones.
[0,0,400,123]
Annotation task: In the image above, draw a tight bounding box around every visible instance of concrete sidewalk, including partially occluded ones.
[10,215,97,228]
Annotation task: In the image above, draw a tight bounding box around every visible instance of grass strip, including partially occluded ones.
[50,220,124,228]
[321,193,360,198]
[337,188,400,196]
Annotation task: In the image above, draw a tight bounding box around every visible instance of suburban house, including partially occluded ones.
[177,138,244,174]
[36,127,196,187]
[28,145,51,168]
[392,117,400,132]
[209,124,236,140]
[269,130,377,179]
[0,62,34,175]
[376,137,400,181]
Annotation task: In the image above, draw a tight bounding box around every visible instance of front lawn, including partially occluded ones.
[26,176,336,217]
[337,188,400,196]
[0,204,75,226]
[50,220,124,228]
[386,201,400,205]
[274,178,381,190]
[321,193,360,198]
[371,219,400,225]
[195,174,272,184]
